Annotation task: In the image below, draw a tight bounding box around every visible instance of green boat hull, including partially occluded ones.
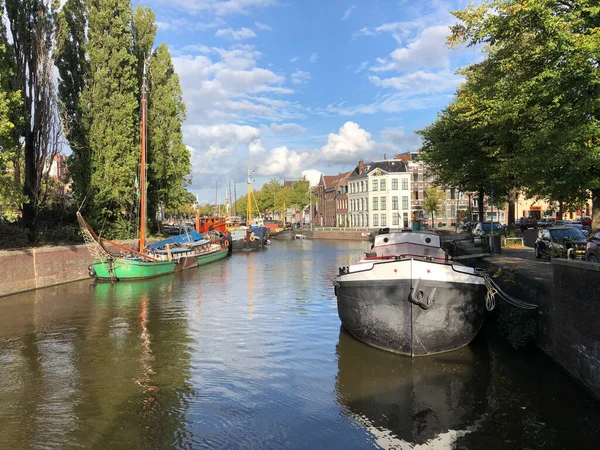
[92,258,177,281]
[196,248,228,267]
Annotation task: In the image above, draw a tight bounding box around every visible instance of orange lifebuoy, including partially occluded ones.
[249,234,255,242]
[224,240,229,247]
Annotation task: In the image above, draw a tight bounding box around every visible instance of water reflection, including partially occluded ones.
[335,328,490,449]
[0,275,195,449]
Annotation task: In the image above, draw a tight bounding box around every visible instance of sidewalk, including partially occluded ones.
[485,247,553,290]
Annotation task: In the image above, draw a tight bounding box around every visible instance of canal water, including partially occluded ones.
[1,240,599,449]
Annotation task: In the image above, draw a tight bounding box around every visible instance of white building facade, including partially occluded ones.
[348,159,412,228]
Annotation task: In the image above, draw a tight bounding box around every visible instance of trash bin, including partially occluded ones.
[489,234,502,254]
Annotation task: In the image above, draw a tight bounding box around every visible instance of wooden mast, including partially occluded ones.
[247,169,253,224]
[140,62,148,252]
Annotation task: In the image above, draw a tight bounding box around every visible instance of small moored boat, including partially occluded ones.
[333,229,486,356]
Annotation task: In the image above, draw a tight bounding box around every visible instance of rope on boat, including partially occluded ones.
[477,270,539,311]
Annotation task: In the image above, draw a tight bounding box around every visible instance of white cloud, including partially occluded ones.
[215,27,257,40]
[381,127,422,150]
[158,0,278,16]
[309,52,319,63]
[256,146,311,177]
[185,123,261,146]
[269,123,306,134]
[319,121,375,163]
[172,45,296,123]
[369,70,463,93]
[355,61,368,74]
[255,21,272,31]
[156,21,171,30]
[342,5,356,20]
[371,25,452,72]
[289,56,298,63]
[214,0,277,16]
[291,70,311,85]
[249,138,266,155]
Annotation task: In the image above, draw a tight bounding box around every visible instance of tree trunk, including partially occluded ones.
[558,202,564,220]
[478,190,485,222]
[591,190,600,233]
[508,188,517,229]
[21,131,36,232]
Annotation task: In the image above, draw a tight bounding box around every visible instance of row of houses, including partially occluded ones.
[307,152,591,228]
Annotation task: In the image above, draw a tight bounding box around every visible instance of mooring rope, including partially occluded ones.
[477,270,539,311]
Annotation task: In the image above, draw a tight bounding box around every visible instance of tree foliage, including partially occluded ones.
[147,44,190,221]
[55,0,89,207]
[422,187,446,228]
[0,1,24,221]
[442,0,600,228]
[4,0,62,230]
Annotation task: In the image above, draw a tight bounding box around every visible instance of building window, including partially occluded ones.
[451,205,456,218]
[402,196,408,210]
[380,196,386,210]
[403,212,409,228]
[373,214,379,227]
[373,197,378,210]
[413,173,419,182]
[361,198,364,211]
[372,180,378,191]
[450,188,456,200]
[473,199,478,207]
[414,191,419,201]
[423,173,429,182]
[392,179,398,190]
[380,179,386,191]
[381,214,387,227]
[402,178,408,190]
[392,212,399,226]
[392,196,398,210]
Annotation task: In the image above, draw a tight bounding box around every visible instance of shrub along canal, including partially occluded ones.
[0,240,599,449]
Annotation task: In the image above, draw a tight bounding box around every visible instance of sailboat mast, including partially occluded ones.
[247,169,252,224]
[140,63,148,252]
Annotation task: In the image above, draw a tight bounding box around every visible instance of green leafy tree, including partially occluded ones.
[449,0,600,229]
[5,0,59,231]
[83,0,139,237]
[147,43,190,222]
[290,177,310,209]
[258,178,282,212]
[55,0,89,207]
[0,2,24,221]
[422,186,446,228]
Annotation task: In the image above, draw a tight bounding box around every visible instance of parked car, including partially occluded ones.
[537,217,555,228]
[472,222,507,237]
[586,230,600,263]
[554,220,589,237]
[535,227,588,260]
[517,216,538,231]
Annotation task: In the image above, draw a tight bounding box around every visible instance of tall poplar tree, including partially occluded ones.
[84,0,139,236]
[147,43,190,220]
[0,1,24,221]
[5,0,59,231]
[55,0,89,207]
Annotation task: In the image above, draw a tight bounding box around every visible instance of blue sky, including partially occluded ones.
[142,0,482,204]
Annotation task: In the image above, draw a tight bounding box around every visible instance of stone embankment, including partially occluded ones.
[0,239,145,297]
[465,245,600,401]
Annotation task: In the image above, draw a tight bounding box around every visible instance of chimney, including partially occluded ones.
[358,159,364,174]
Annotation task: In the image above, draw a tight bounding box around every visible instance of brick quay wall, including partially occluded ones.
[0,240,152,298]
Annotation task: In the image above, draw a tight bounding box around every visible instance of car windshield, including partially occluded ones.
[550,228,586,240]
[481,222,503,231]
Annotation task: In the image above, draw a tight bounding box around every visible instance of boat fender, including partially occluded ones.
[224,240,229,247]
[249,234,255,242]
[243,235,247,242]
[409,278,436,309]
[87,264,96,278]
